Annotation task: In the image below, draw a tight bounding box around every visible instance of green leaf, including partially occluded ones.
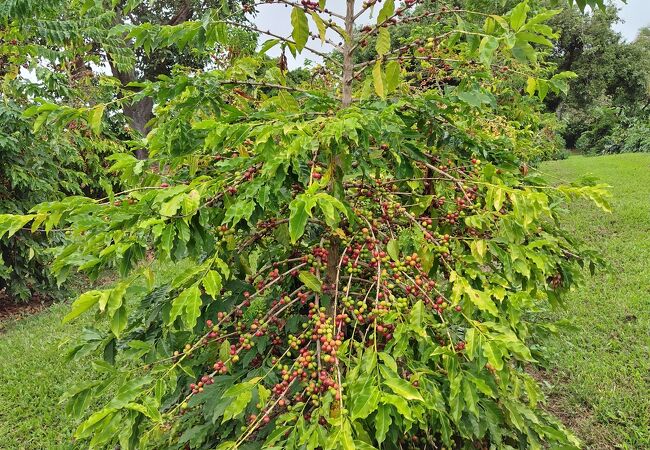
[354,442,378,450]
[89,104,105,135]
[510,1,529,31]
[161,223,175,255]
[289,199,308,243]
[341,419,355,450]
[351,384,380,420]
[376,28,390,56]
[222,382,253,421]
[479,36,499,66]
[382,372,423,401]
[169,285,202,330]
[110,305,128,338]
[457,89,492,107]
[63,291,103,323]
[372,60,385,99]
[107,376,152,409]
[299,271,322,293]
[375,404,392,444]
[483,340,504,371]
[463,379,480,417]
[381,393,412,420]
[291,7,309,52]
[203,270,222,299]
[377,0,394,23]
[160,194,184,217]
[259,38,280,54]
[225,199,255,226]
[387,239,399,261]
[451,273,498,316]
[385,61,400,93]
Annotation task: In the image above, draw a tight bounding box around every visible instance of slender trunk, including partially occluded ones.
[327,0,356,291]
[341,0,355,107]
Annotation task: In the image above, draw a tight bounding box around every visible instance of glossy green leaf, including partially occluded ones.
[375,404,392,444]
[289,199,308,243]
[169,285,202,330]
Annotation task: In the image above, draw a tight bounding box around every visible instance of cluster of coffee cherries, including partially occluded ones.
[302,246,329,272]
[217,224,233,238]
[311,164,324,180]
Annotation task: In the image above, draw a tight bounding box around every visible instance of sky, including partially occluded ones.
[252,2,372,68]
[612,0,650,41]
[253,0,650,68]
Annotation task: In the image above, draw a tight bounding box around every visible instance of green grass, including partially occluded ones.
[0,303,94,449]
[539,153,650,450]
[0,154,648,449]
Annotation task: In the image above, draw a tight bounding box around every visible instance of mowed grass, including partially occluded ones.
[0,303,93,449]
[539,154,650,449]
[0,262,184,449]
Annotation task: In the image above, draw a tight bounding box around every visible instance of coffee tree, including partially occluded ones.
[1,0,611,448]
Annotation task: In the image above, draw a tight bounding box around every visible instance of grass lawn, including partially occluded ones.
[0,303,94,449]
[539,153,650,449]
[0,154,648,449]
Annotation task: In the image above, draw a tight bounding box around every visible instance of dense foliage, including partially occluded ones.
[546,8,650,154]
[1,0,612,448]
[0,0,135,301]
[0,84,124,301]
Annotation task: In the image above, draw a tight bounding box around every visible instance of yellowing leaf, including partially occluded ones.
[89,104,105,135]
[203,270,222,299]
[310,11,327,43]
[291,7,309,52]
[526,77,537,96]
[298,270,322,293]
[479,35,499,66]
[376,28,390,56]
[385,61,400,93]
[510,1,529,31]
[377,0,394,23]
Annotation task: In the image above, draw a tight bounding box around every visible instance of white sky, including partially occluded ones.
[612,0,650,41]
[252,2,373,68]
[253,1,650,68]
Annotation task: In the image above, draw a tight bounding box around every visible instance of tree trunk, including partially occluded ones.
[106,0,193,159]
[327,0,356,292]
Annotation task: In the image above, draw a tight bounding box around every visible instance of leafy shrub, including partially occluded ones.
[617,118,650,153]
[1,0,612,448]
[0,99,122,301]
[573,107,650,155]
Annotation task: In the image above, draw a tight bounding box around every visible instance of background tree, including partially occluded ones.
[545,3,650,152]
